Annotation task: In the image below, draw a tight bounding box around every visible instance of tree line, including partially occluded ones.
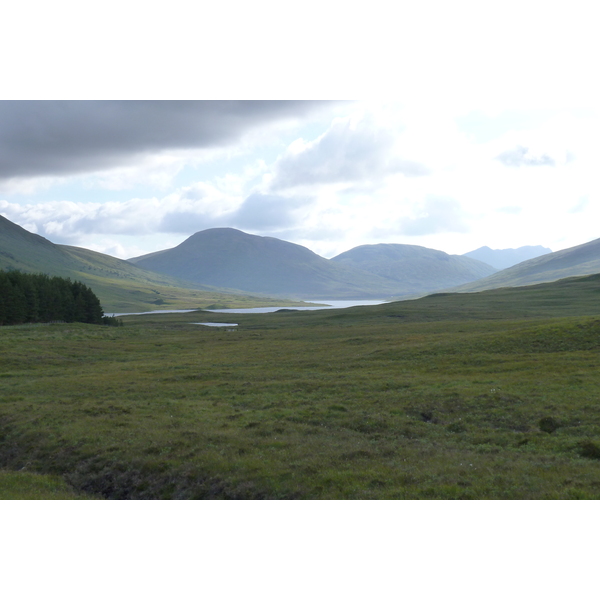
[0,270,120,326]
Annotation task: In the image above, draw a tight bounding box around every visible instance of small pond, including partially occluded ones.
[191,322,238,327]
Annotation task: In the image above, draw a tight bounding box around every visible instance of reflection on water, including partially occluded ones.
[108,309,198,317]
[110,300,388,317]
[192,322,238,327]
[205,300,388,314]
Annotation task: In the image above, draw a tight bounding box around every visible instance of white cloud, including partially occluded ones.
[269,109,429,191]
[2,100,600,261]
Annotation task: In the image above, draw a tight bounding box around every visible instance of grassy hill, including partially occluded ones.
[130,227,407,299]
[0,215,309,312]
[449,236,600,293]
[331,243,496,296]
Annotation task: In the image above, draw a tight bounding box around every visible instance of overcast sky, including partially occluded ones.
[2,2,599,261]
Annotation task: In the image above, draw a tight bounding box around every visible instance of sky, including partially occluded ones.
[1,2,599,262]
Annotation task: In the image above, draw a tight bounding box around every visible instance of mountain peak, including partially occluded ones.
[463,245,552,270]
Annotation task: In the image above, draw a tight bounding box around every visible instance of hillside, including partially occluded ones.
[462,245,552,270]
[0,214,80,277]
[129,228,407,299]
[330,243,497,296]
[0,215,304,312]
[449,236,600,293]
[4,272,600,500]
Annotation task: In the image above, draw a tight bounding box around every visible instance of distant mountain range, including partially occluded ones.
[130,228,403,298]
[462,245,552,270]
[130,228,497,299]
[3,213,600,305]
[331,243,496,296]
[0,215,268,312]
[450,237,600,293]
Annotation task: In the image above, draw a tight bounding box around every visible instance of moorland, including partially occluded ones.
[2,273,600,499]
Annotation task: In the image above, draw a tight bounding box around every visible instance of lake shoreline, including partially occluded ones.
[110,299,389,317]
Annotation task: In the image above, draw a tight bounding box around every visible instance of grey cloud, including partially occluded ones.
[228,193,312,230]
[271,118,429,190]
[0,100,333,180]
[159,211,219,234]
[399,197,469,236]
[496,145,556,167]
[181,186,208,201]
[159,193,312,234]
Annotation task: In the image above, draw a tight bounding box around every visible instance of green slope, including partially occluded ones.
[368,272,600,322]
[0,214,79,276]
[449,236,600,294]
[0,215,308,312]
[130,227,407,299]
[331,243,497,295]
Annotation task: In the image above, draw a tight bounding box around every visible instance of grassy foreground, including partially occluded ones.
[0,470,96,499]
[2,274,600,499]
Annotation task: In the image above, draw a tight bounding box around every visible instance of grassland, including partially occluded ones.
[1,274,600,499]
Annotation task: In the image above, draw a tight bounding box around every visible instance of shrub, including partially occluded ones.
[102,316,124,327]
[539,416,560,434]
[578,441,600,459]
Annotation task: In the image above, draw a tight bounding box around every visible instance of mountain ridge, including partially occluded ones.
[0,216,297,312]
[130,228,404,299]
[462,245,552,270]
[449,236,600,293]
[330,242,497,296]
[130,228,498,299]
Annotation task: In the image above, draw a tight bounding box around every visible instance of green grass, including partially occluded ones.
[0,470,97,499]
[2,274,600,499]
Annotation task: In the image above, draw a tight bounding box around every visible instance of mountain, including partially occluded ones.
[0,214,80,276]
[449,236,600,293]
[0,215,289,312]
[462,245,552,270]
[129,228,405,299]
[330,243,497,296]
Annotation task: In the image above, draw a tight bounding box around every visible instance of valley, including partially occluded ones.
[3,214,600,499]
[2,273,600,499]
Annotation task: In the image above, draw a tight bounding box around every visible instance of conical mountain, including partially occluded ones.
[130,228,405,298]
[0,215,251,312]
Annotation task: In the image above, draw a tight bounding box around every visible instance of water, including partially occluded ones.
[109,300,389,317]
[204,299,389,314]
[192,322,239,327]
[108,309,198,317]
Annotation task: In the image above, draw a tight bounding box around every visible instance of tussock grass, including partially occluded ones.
[0,470,97,499]
[2,275,600,499]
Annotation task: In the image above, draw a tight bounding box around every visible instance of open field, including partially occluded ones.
[0,470,97,499]
[2,274,600,499]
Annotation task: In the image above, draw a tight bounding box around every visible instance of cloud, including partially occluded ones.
[270,113,429,190]
[0,198,165,243]
[495,145,556,167]
[398,197,469,236]
[0,187,313,246]
[227,193,312,230]
[569,197,589,214]
[497,206,522,214]
[0,101,331,181]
